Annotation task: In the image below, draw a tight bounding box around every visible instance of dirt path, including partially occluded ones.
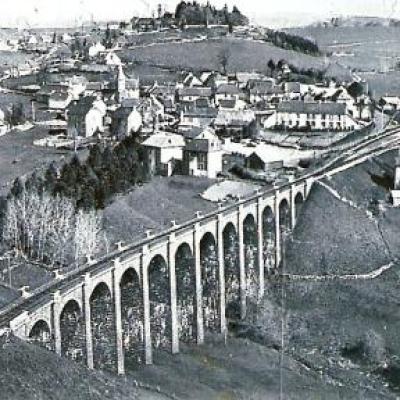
[284,261,395,282]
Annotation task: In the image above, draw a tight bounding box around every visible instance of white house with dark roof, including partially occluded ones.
[67,96,107,138]
[182,126,223,179]
[142,131,185,176]
[264,101,360,131]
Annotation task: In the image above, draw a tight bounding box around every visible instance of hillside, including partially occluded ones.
[120,37,332,75]
[241,151,400,398]
[0,333,168,400]
[310,16,400,29]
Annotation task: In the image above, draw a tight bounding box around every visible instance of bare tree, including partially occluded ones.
[217,47,231,75]
[3,189,103,268]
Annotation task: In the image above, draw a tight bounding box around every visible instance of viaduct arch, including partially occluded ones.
[6,179,312,375]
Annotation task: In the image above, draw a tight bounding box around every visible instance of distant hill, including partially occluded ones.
[311,16,400,29]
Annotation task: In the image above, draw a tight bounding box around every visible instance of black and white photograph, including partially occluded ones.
[1,1,400,399]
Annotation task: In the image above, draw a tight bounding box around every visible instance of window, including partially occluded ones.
[198,153,207,171]
[155,149,161,166]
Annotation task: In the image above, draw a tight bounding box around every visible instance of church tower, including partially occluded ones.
[117,65,127,101]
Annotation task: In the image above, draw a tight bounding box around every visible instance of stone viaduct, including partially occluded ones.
[3,177,313,375]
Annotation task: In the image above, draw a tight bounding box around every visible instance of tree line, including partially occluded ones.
[266,30,320,55]
[175,1,248,27]
[1,135,149,267]
[28,135,148,211]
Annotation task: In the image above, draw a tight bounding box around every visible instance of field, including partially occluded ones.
[289,26,400,97]
[120,37,328,75]
[0,126,83,198]
[103,176,220,246]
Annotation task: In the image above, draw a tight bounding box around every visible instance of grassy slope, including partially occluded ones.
[0,334,170,400]
[120,37,328,74]
[245,151,400,398]
[103,176,218,244]
[0,331,367,400]
[290,25,400,97]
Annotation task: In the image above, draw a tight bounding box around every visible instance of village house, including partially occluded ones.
[284,82,303,100]
[203,72,229,90]
[215,84,241,106]
[264,101,360,131]
[214,109,256,139]
[176,72,203,89]
[142,131,185,176]
[245,150,284,172]
[148,83,176,100]
[102,51,123,66]
[48,91,73,110]
[179,102,218,131]
[131,17,157,32]
[67,96,107,138]
[112,105,143,140]
[177,87,213,103]
[88,42,106,58]
[182,126,224,179]
[0,108,9,136]
[235,72,265,89]
[248,80,285,104]
[380,96,400,113]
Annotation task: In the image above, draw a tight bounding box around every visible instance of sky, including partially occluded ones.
[2,0,400,28]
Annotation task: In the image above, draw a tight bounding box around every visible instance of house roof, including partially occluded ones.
[149,84,176,97]
[181,126,217,139]
[178,87,212,98]
[285,82,301,93]
[249,84,284,95]
[216,84,240,95]
[180,99,217,117]
[247,79,274,90]
[142,132,185,148]
[276,101,347,116]
[67,96,97,116]
[49,92,71,101]
[247,149,270,164]
[218,99,237,109]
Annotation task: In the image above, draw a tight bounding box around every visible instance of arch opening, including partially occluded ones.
[90,282,117,371]
[200,232,220,333]
[262,206,276,273]
[223,223,240,321]
[243,215,259,306]
[148,255,171,353]
[175,243,197,342]
[120,268,144,366]
[29,320,52,351]
[60,300,85,362]
[279,199,291,265]
[295,192,304,220]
